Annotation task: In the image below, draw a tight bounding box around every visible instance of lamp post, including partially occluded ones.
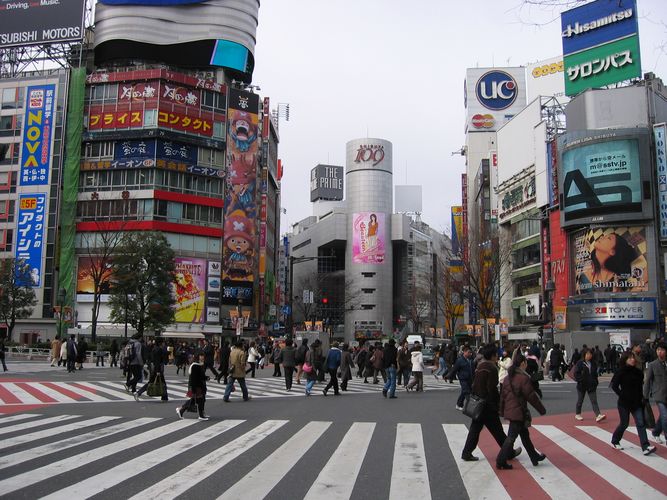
[236,299,243,337]
[57,287,66,339]
[544,279,556,347]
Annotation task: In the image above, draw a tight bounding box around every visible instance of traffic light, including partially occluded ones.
[322,297,328,305]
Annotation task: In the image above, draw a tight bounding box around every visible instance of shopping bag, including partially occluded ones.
[644,401,656,429]
[147,379,164,397]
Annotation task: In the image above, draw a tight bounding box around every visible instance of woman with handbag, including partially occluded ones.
[610,352,657,455]
[496,353,547,470]
[304,344,318,396]
[176,352,209,420]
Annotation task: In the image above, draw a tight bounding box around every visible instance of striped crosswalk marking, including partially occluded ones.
[130,420,289,500]
[0,417,159,471]
[218,421,332,500]
[534,425,665,499]
[304,422,375,500]
[40,419,244,500]
[0,420,197,495]
[0,415,120,451]
[390,423,431,500]
[0,413,43,424]
[443,423,511,500]
[0,414,79,434]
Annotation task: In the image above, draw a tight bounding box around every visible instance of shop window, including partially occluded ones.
[144,109,157,127]
[84,141,114,159]
[0,228,13,251]
[1,88,17,109]
[0,171,10,189]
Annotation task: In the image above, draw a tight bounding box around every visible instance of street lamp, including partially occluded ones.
[236,299,243,337]
[544,279,556,346]
[57,287,66,339]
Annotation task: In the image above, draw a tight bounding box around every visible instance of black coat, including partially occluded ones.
[574,360,599,392]
[188,362,207,397]
[471,360,501,411]
[611,364,644,411]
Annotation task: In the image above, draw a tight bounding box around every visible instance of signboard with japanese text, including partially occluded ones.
[88,110,144,130]
[117,81,159,102]
[578,298,656,325]
[172,257,207,323]
[20,85,56,186]
[86,69,226,94]
[114,139,156,162]
[15,194,46,287]
[654,123,667,240]
[0,0,85,48]
[158,110,213,137]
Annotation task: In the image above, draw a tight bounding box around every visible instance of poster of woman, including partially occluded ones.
[574,227,648,294]
[352,212,385,264]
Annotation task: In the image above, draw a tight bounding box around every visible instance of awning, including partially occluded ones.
[161,332,206,339]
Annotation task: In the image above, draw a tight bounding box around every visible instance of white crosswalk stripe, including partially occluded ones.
[1,413,665,499]
[0,376,457,406]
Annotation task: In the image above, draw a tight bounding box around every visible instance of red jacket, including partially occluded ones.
[499,370,546,422]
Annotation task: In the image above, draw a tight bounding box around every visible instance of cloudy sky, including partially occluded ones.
[252,0,667,235]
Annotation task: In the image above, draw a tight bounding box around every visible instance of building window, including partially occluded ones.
[198,147,225,167]
[144,109,157,127]
[202,91,225,112]
[84,141,114,160]
[0,228,13,251]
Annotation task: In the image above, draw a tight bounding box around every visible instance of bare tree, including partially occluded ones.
[439,257,465,337]
[0,259,37,339]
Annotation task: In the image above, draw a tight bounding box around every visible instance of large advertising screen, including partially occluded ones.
[560,130,648,224]
[573,226,648,295]
[352,212,385,265]
[76,257,114,302]
[20,85,56,186]
[0,0,85,48]
[15,194,46,287]
[173,257,207,323]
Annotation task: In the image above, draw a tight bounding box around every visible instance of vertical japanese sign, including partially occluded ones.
[20,85,56,186]
[654,123,667,240]
[15,193,46,287]
[173,257,207,323]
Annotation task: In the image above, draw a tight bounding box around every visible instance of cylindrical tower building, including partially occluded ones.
[345,138,393,342]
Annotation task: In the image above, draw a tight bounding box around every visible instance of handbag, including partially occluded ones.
[147,377,164,397]
[643,401,656,429]
[302,362,313,373]
[531,370,544,382]
[462,393,486,420]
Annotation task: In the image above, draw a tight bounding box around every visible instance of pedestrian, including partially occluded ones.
[525,351,542,399]
[339,344,354,391]
[216,341,231,384]
[355,343,368,379]
[272,341,282,377]
[498,349,512,384]
[0,338,7,372]
[549,344,564,381]
[278,338,296,391]
[176,352,209,420]
[322,342,342,396]
[371,342,386,384]
[382,339,398,398]
[201,338,220,381]
[59,339,67,368]
[449,346,475,410]
[50,337,61,367]
[304,343,318,396]
[136,340,169,402]
[574,347,606,422]
[109,339,119,367]
[406,343,425,392]
[570,347,581,368]
[224,340,250,402]
[124,334,143,394]
[245,341,259,378]
[643,342,666,445]
[95,341,105,367]
[610,352,656,455]
[445,345,457,382]
[76,336,88,370]
[461,345,522,462]
[432,347,446,379]
[176,342,188,375]
[363,345,375,383]
[313,340,326,382]
[66,335,78,373]
[294,338,308,385]
[397,340,411,387]
[496,353,547,470]
[257,343,266,370]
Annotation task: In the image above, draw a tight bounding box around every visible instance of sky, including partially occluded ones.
[251,0,667,236]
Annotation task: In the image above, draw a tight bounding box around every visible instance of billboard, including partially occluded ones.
[310,164,344,202]
[451,206,463,257]
[76,257,114,302]
[20,85,56,186]
[0,0,85,48]
[465,67,527,132]
[573,226,648,295]
[559,130,649,225]
[352,212,385,264]
[222,88,259,302]
[526,56,568,102]
[655,123,667,241]
[15,194,46,287]
[173,257,207,323]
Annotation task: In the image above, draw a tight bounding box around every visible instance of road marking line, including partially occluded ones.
[72,381,131,401]
[131,420,288,500]
[41,419,244,500]
[304,422,375,500]
[41,382,88,401]
[443,423,510,500]
[0,413,43,424]
[0,416,119,451]
[93,381,138,400]
[0,419,197,495]
[390,423,431,500]
[0,417,159,471]
[2,382,45,404]
[14,382,58,403]
[218,421,332,500]
[534,425,664,499]
[0,415,79,434]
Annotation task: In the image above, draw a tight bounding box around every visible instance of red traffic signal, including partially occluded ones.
[322,297,328,304]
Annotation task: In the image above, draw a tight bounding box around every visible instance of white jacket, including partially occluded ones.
[247,347,259,363]
[498,357,512,383]
[411,351,424,372]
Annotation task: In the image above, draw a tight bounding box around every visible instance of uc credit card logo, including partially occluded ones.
[475,70,518,111]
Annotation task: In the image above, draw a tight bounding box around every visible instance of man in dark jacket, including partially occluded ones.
[644,342,667,444]
[549,344,563,381]
[382,339,399,399]
[461,345,522,462]
[109,339,119,367]
[295,339,308,385]
[449,346,475,410]
[216,341,231,384]
[322,342,342,396]
[202,339,220,381]
[135,340,169,401]
[278,339,297,391]
[396,340,411,387]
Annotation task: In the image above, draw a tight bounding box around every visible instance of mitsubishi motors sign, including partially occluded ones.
[464,67,526,133]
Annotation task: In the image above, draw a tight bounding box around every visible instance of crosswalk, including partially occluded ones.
[0,412,664,500]
[0,376,457,406]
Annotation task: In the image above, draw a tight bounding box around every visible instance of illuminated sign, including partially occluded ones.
[578,298,656,324]
[15,193,46,287]
[475,70,518,111]
[20,84,55,186]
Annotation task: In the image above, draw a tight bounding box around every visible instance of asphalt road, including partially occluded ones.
[0,360,664,500]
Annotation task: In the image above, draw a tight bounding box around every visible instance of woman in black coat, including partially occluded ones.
[177,352,209,420]
[610,352,656,455]
[574,348,606,422]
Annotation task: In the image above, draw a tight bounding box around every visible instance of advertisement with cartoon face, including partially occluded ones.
[352,212,385,264]
[173,257,207,323]
[573,227,648,295]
